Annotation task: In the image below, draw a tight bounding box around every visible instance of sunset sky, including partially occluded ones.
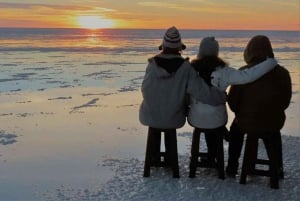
[0,0,299,30]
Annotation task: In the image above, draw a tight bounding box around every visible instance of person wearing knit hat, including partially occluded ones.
[197,36,219,58]
[139,28,227,178]
[158,26,186,51]
[187,36,278,179]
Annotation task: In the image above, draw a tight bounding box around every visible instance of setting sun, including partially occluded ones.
[77,16,114,29]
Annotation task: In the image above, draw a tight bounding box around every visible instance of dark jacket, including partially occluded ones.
[228,35,292,133]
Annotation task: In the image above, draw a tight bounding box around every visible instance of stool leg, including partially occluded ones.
[189,128,200,178]
[240,135,258,184]
[143,128,152,177]
[165,130,179,178]
[150,128,161,166]
[226,122,245,176]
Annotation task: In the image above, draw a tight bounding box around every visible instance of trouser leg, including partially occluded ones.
[216,126,225,179]
[204,129,218,163]
[262,133,279,189]
[276,131,284,178]
[189,128,200,178]
[240,133,258,184]
[205,127,225,179]
[227,120,245,175]
[262,132,280,189]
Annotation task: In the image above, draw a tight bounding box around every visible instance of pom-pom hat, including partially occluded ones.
[159,26,186,50]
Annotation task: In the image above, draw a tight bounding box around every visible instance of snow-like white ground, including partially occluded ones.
[46,134,300,201]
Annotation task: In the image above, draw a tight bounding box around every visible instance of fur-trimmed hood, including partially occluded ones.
[148,54,188,78]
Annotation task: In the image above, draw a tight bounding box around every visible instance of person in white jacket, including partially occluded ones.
[187,37,277,177]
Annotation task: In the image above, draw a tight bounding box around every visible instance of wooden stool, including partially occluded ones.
[189,128,225,179]
[143,127,180,178]
[240,132,283,189]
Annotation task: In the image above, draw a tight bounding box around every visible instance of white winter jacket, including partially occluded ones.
[187,58,277,128]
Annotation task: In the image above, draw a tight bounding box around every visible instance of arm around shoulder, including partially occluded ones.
[211,58,277,90]
[187,67,227,106]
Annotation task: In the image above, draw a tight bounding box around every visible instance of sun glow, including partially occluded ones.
[77,16,114,29]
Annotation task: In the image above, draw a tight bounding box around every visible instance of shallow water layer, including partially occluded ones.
[0,29,299,200]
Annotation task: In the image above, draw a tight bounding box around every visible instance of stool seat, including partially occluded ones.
[143,127,180,178]
[189,128,225,179]
[240,132,283,189]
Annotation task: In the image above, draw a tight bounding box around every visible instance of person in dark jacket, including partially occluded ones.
[226,35,292,176]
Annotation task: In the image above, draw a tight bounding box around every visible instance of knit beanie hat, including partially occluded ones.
[159,26,186,50]
[197,36,219,57]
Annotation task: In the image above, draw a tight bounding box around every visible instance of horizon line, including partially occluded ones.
[0,27,298,32]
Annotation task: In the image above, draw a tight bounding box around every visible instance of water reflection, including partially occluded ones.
[0,131,17,145]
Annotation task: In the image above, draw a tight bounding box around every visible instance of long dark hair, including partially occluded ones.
[191,56,227,86]
[244,35,274,66]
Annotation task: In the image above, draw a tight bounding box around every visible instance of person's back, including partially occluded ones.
[228,35,292,133]
[228,65,291,132]
[188,55,228,129]
[140,53,192,128]
[226,35,292,177]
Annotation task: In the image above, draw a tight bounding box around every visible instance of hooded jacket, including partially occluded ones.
[228,35,292,133]
[139,53,226,129]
